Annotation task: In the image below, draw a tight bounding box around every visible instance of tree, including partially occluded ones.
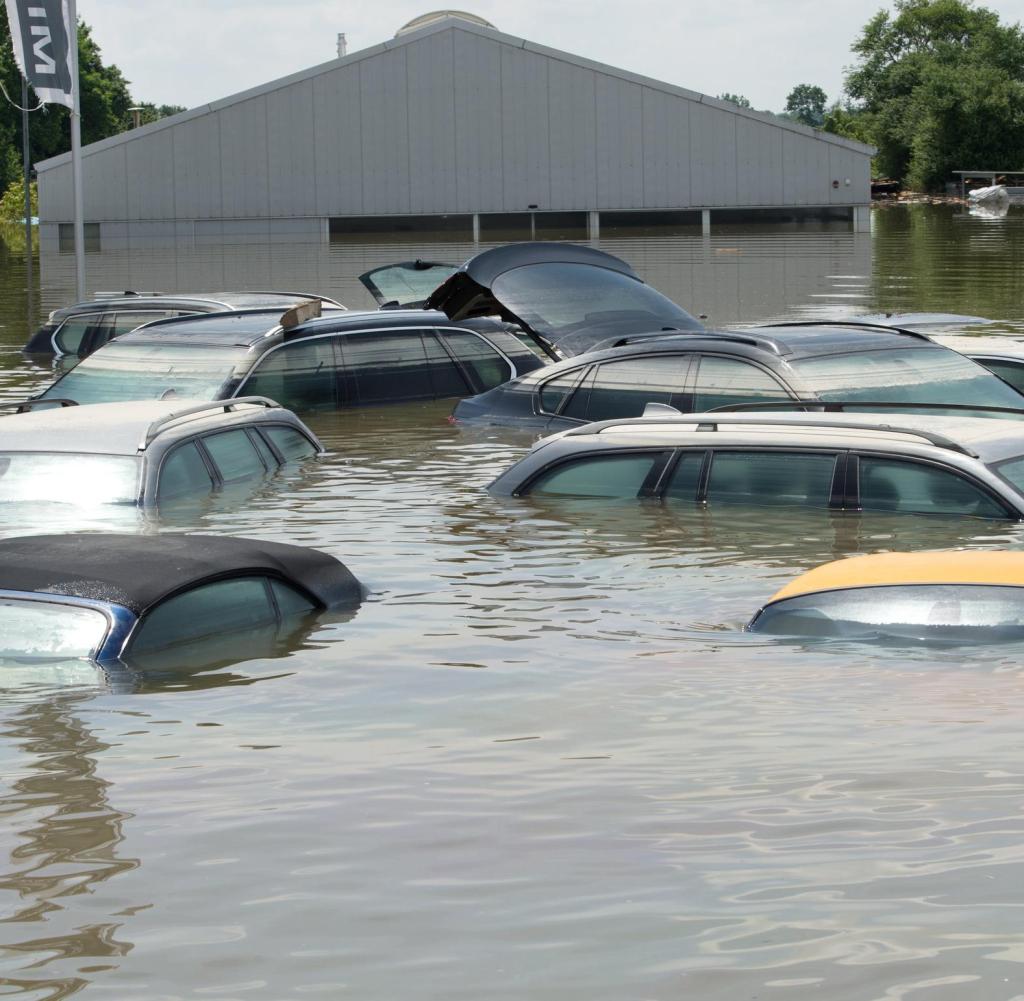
[785,84,827,127]
[0,7,134,194]
[843,0,1024,188]
[718,93,752,109]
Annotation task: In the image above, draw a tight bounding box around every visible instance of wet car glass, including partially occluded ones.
[0,599,109,659]
[42,342,245,403]
[751,584,1024,642]
[490,263,699,343]
[0,453,140,504]
[791,348,1024,409]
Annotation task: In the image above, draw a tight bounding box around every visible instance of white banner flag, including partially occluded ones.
[4,0,74,108]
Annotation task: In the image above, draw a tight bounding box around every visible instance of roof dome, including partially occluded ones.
[396,11,496,36]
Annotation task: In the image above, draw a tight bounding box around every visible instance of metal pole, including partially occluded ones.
[68,0,85,299]
[20,77,33,302]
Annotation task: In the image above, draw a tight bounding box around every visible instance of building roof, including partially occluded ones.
[767,551,1024,603]
[36,15,874,173]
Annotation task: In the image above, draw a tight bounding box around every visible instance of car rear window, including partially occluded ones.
[752,584,1024,641]
[791,347,1024,410]
[42,342,244,404]
[0,453,140,505]
[0,599,110,659]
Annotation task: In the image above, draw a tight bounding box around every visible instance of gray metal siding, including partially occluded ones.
[37,21,873,224]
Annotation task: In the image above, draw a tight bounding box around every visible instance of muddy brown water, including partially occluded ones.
[1,205,1024,999]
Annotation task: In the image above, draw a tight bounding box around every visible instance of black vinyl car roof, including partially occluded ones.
[0,534,363,615]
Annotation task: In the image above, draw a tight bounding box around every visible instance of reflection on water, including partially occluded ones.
[0,206,1024,996]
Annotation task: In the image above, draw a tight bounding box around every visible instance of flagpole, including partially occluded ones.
[67,0,84,300]
[20,76,33,305]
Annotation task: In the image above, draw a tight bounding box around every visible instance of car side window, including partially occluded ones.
[53,316,94,355]
[439,330,513,391]
[421,331,471,397]
[338,331,435,404]
[130,577,280,653]
[662,451,707,502]
[858,457,1007,518]
[706,452,837,507]
[576,355,693,421]
[263,426,318,460]
[202,429,267,482]
[526,452,667,498]
[157,441,214,501]
[977,359,1024,395]
[539,370,586,414]
[244,339,339,410]
[694,356,792,412]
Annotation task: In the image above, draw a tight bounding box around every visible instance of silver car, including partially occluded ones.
[488,410,1024,520]
[0,397,322,508]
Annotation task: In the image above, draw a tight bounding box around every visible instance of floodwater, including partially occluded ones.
[2,205,1024,999]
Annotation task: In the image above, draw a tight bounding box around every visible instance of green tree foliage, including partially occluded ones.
[718,93,752,109]
[0,176,35,221]
[0,5,134,194]
[844,0,1024,189]
[785,84,828,127]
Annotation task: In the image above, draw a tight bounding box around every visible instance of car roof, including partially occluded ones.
[556,411,1024,464]
[285,308,461,339]
[0,398,291,455]
[0,533,363,615]
[505,325,937,383]
[49,291,342,319]
[931,334,1024,358]
[767,551,1024,604]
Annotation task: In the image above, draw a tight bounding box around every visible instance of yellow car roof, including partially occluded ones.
[768,551,1024,604]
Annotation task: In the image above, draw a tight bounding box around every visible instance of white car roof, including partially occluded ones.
[0,399,284,456]
[558,411,1024,464]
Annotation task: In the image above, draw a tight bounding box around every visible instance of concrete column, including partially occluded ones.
[853,205,871,233]
[472,213,481,243]
[701,209,711,235]
[588,211,600,240]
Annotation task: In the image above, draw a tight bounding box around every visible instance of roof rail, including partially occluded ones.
[583,412,981,457]
[0,398,78,413]
[604,329,770,351]
[754,319,932,342]
[138,396,280,450]
[707,400,1024,417]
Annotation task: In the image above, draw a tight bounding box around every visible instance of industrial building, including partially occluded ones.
[35,11,875,252]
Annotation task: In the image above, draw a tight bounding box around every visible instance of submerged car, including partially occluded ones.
[37,303,544,409]
[0,397,321,508]
[454,323,1024,431]
[487,411,1024,521]
[24,290,345,359]
[365,243,706,358]
[747,551,1024,642]
[929,334,1024,395]
[0,533,363,665]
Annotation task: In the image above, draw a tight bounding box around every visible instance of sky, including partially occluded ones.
[79,0,1024,114]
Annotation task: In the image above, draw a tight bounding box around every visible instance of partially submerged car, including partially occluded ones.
[454,323,1024,431]
[377,242,705,358]
[38,303,544,409]
[930,334,1024,395]
[0,533,362,665]
[747,551,1024,642]
[0,397,322,508]
[25,290,345,359]
[487,411,1024,521]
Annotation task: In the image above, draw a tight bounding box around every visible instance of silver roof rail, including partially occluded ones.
[582,413,980,457]
[138,396,280,450]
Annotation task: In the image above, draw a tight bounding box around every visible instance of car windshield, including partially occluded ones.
[490,263,703,351]
[0,453,140,505]
[42,342,245,404]
[791,347,1024,410]
[0,598,109,660]
[752,584,1024,642]
[360,262,457,306]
